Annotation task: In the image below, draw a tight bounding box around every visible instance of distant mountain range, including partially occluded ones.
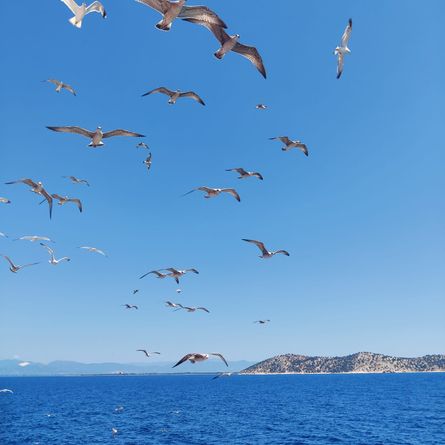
[241,352,445,374]
[0,359,254,376]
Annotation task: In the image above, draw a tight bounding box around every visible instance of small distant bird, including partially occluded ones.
[139,269,169,280]
[123,304,138,310]
[256,104,267,110]
[47,126,145,148]
[5,178,53,218]
[0,232,8,238]
[254,319,270,324]
[137,349,161,358]
[0,197,11,204]
[136,0,226,32]
[15,235,54,243]
[212,372,233,380]
[142,87,205,106]
[184,21,266,78]
[2,255,39,273]
[18,361,31,367]
[114,406,124,413]
[44,79,76,96]
[137,142,149,149]
[63,176,90,186]
[226,168,263,181]
[166,301,182,309]
[334,19,353,79]
[178,305,210,313]
[0,389,13,394]
[79,246,107,256]
[173,353,228,368]
[176,288,182,294]
[40,243,70,266]
[165,267,199,284]
[111,427,118,437]
[51,194,83,213]
[143,153,152,171]
[60,0,106,28]
[184,187,241,202]
[270,137,308,156]
[242,239,290,259]
[133,289,139,295]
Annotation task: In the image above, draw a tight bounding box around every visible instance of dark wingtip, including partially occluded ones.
[349,18,352,26]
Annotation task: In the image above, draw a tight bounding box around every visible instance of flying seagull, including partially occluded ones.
[5,178,53,218]
[122,304,138,310]
[137,349,161,357]
[334,19,352,79]
[40,243,71,266]
[79,246,107,256]
[139,269,169,280]
[47,126,145,148]
[254,319,271,324]
[63,176,90,186]
[2,256,39,273]
[178,305,210,313]
[256,104,267,110]
[226,168,263,180]
[60,0,106,28]
[143,153,152,171]
[135,0,226,32]
[133,289,140,295]
[183,20,266,78]
[51,194,83,213]
[112,428,118,437]
[142,87,205,106]
[44,79,76,96]
[137,142,149,149]
[0,232,8,238]
[0,197,11,204]
[18,361,31,367]
[15,235,54,243]
[0,389,13,394]
[183,187,241,202]
[173,352,228,368]
[165,300,182,309]
[212,372,233,380]
[165,267,199,284]
[242,239,290,259]
[269,137,308,156]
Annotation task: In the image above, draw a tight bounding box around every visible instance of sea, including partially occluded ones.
[0,374,444,445]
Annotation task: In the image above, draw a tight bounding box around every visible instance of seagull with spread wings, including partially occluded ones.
[334,19,352,79]
[123,304,139,310]
[63,176,90,186]
[135,0,226,31]
[137,142,149,149]
[270,137,309,156]
[165,267,199,284]
[5,178,53,218]
[143,153,152,172]
[47,126,145,148]
[44,79,76,96]
[184,187,241,202]
[256,104,267,110]
[15,236,54,243]
[173,352,228,368]
[2,255,39,273]
[51,194,83,213]
[59,0,106,28]
[137,349,161,358]
[226,168,263,181]
[242,239,290,259]
[0,197,11,204]
[183,20,266,78]
[40,243,71,266]
[254,319,271,324]
[165,301,182,309]
[142,87,205,106]
[79,246,107,256]
[178,304,210,313]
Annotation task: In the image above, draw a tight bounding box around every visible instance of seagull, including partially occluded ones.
[183,187,241,202]
[165,267,199,284]
[5,178,53,218]
[133,289,140,295]
[123,304,138,310]
[137,142,149,149]
[173,352,228,368]
[111,427,118,437]
[79,246,107,256]
[0,232,8,238]
[256,104,267,110]
[212,372,233,380]
[0,197,11,204]
[51,194,83,213]
[60,0,106,28]
[165,300,182,309]
[2,255,39,273]
[178,304,210,313]
[40,243,70,265]
[114,406,124,413]
[183,20,266,78]
[0,389,13,394]
[334,19,352,79]
[269,137,308,156]
[242,239,290,259]
[254,319,271,324]
[15,235,54,244]
[44,79,76,96]
[135,0,227,32]
[139,269,169,280]
[18,361,31,367]
[47,126,145,147]
[226,168,263,181]
[63,176,90,186]
[143,153,152,171]
[176,288,182,294]
[137,349,161,357]
[142,87,205,105]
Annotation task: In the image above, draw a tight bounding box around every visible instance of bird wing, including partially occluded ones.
[141,87,174,97]
[2,255,15,268]
[253,172,264,180]
[5,178,39,188]
[221,189,241,202]
[40,243,54,256]
[86,1,106,17]
[179,6,227,28]
[51,194,64,201]
[179,91,205,106]
[242,239,267,255]
[197,307,210,313]
[226,168,244,174]
[60,0,79,15]
[182,19,230,46]
[102,129,145,139]
[135,0,169,14]
[173,354,193,368]
[270,136,291,145]
[297,143,309,156]
[46,79,61,86]
[137,349,149,356]
[275,250,290,256]
[151,352,161,355]
[232,42,267,79]
[68,198,83,212]
[62,83,77,96]
[210,353,228,367]
[139,270,159,279]
[186,268,199,274]
[21,262,40,269]
[47,126,95,138]
[341,19,352,47]
[336,52,344,79]
[41,189,53,219]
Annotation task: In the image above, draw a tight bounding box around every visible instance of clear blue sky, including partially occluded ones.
[0,0,444,364]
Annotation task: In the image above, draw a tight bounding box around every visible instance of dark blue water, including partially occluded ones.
[0,374,444,444]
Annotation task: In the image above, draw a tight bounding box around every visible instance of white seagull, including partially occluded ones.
[256,104,267,110]
[0,389,13,394]
[63,176,90,186]
[242,239,290,259]
[0,197,11,204]
[142,87,205,105]
[173,352,228,368]
[226,168,263,180]
[137,349,161,357]
[47,126,145,148]
[44,79,76,96]
[60,0,106,28]
[270,137,308,156]
[183,186,241,202]
[40,243,70,266]
[136,0,226,32]
[79,246,107,256]
[2,255,39,273]
[18,361,31,367]
[334,19,353,79]
[165,267,199,284]
[15,236,54,243]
